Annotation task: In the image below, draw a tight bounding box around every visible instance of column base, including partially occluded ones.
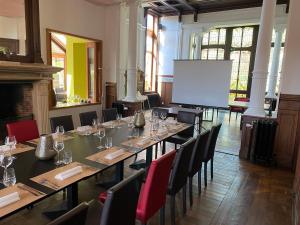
[123,95,138,102]
[244,107,266,117]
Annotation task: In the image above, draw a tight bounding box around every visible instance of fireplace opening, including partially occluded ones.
[0,83,33,141]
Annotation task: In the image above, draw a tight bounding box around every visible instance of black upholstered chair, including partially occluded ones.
[79,111,98,126]
[50,115,74,133]
[168,138,196,225]
[112,102,125,116]
[188,130,210,206]
[163,111,196,150]
[102,108,118,122]
[85,169,145,225]
[144,92,163,109]
[203,123,222,187]
[47,202,89,225]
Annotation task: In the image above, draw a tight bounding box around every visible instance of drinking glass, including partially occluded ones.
[63,149,72,165]
[105,137,113,149]
[116,114,122,128]
[160,112,167,121]
[3,168,16,187]
[0,146,15,182]
[5,136,16,151]
[92,118,101,130]
[97,128,106,149]
[55,126,65,141]
[53,140,64,165]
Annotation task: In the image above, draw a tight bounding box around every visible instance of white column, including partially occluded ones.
[244,0,276,117]
[181,28,193,59]
[266,28,284,99]
[123,0,139,102]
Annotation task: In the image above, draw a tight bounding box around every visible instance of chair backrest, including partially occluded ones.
[49,115,74,133]
[112,102,125,115]
[145,92,163,108]
[168,138,196,195]
[177,111,196,137]
[79,111,98,126]
[189,131,210,177]
[6,120,39,143]
[102,108,118,122]
[204,123,222,161]
[100,169,145,225]
[136,151,176,223]
[47,202,89,225]
[152,107,169,118]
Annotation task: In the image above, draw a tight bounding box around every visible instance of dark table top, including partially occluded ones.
[0,116,191,219]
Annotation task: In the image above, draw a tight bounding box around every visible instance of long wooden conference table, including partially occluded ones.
[0,114,192,220]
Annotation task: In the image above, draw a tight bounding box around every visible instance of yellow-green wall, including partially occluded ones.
[66,36,88,100]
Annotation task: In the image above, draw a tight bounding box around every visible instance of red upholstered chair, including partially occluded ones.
[6,120,39,143]
[229,97,249,121]
[136,150,176,225]
[99,150,176,225]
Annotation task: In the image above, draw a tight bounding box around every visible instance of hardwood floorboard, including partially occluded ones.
[0,112,294,225]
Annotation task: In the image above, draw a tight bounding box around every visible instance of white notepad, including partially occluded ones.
[55,166,83,181]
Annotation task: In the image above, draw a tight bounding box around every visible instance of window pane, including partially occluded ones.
[217,48,225,60]
[146,35,153,52]
[147,14,154,30]
[202,33,209,45]
[209,29,219,45]
[219,29,226,45]
[232,28,243,48]
[145,52,152,91]
[201,49,208,60]
[208,48,218,60]
[230,51,240,81]
[242,27,253,47]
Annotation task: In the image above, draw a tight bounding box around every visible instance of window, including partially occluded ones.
[201,28,226,60]
[47,30,102,108]
[145,14,159,92]
[196,26,259,101]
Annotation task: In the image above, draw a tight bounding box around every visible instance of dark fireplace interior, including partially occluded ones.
[0,83,33,142]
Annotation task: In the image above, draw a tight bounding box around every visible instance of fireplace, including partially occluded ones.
[0,83,35,140]
[0,62,62,140]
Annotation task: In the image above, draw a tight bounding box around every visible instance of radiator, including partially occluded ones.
[250,120,278,165]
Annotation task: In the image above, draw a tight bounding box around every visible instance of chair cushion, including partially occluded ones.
[99,192,107,203]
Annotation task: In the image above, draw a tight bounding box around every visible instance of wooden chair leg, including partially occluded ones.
[211,158,214,180]
[204,162,208,187]
[182,185,187,215]
[160,205,165,225]
[198,168,202,195]
[170,195,176,225]
[189,176,193,207]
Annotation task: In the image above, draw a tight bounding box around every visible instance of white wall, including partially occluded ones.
[158,5,288,79]
[39,0,105,62]
[280,0,300,95]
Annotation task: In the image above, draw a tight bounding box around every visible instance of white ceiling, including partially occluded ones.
[85,0,123,5]
[0,0,25,18]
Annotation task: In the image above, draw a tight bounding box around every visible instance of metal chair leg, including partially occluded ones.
[182,185,187,215]
[189,176,193,207]
[160,205,165,225]
[198,169,202,195]
[162,141,166,155]
[204,162,208,187]
[170,195,176,225]
[211,158,214,180]
[155,143,158,159]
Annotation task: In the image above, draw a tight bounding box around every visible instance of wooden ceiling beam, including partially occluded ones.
[176,0,195,11]
[159,0,180,13]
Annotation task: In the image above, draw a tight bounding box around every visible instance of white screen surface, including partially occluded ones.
[172,60,232,108]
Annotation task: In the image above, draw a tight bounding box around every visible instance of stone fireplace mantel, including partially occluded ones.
[0,61,62,134]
